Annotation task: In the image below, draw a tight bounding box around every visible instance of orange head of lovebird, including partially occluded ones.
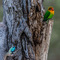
[48,7,54,15]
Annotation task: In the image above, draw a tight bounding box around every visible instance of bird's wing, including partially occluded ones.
[44,11,50,18]
[43,11,50,21]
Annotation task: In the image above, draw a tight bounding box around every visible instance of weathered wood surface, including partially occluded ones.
[2,0,54,60]
[35,20,53,60]
[0,22,6,60]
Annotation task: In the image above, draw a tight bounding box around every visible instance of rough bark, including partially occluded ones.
[3,0,53,60]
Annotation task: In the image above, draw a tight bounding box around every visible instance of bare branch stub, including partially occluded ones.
[28,1,54,60]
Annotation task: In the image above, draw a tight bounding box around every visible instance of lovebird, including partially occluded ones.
[9,46,15,54]
[43,7,54,22]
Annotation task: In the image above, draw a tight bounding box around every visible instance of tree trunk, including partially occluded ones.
[3,0,53,60]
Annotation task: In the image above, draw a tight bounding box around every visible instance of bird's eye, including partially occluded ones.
[49,8,52,10]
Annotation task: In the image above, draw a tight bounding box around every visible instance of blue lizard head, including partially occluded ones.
[9,46,15,54]
[11,47,15,52]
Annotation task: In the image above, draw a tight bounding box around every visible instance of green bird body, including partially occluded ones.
[43,7,54,22]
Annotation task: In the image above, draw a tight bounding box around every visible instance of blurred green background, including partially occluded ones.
[0,0,60,60]
[44,0,60,60]
[0,0,3,22]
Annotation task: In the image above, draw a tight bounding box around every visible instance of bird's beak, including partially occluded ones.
[52,8,54,11]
